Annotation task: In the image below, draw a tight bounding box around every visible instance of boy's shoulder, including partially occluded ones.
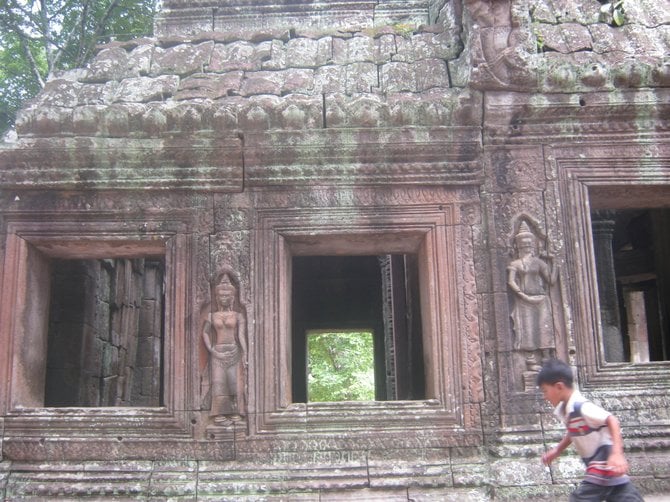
[572,394,612,424]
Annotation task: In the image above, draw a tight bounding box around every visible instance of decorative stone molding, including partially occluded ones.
[556,142,670,390]
[249,186,483,441]
[243,127,482,187]
[0,137,243,191]
[155,0,434,37]
[484,89,670,144]
[0,206,219,460]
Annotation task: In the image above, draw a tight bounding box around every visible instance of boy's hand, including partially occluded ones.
[607,451,629,476]
[541,447,560,465]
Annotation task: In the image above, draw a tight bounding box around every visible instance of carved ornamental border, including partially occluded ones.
[0,210,202,459]
[250,199,483,440]
[557,142,670,388]
[156,0,432,36]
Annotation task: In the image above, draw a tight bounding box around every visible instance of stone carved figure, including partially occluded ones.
[467,0,537,91]
[202,270,248,425]
[507,219,558,373]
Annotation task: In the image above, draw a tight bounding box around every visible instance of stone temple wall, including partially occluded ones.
[0,0,668,499]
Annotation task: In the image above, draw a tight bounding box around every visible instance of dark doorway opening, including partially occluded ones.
[592,208,670,362]
[292,255,425,403]
[45,258,165,407]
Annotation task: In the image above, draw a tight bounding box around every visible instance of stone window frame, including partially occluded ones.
[559,154,670,388]
[0,213,195,447]
[251,202,481,436]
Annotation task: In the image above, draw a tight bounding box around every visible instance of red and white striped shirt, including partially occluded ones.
[554,389,629,486]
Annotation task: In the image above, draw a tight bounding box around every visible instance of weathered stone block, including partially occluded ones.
[333,36,377,64]
[345,62,378,93]
[240,71,284,96]
[151,41,215,76]
[381,62,417,93]
[148,460,198,498]
[408,487,491,502]
[76,82,117,106]
[209,41,259,72]
[34,79,83,107]
[282,68,316,94]
[127,43,154,76]
[491,458,552,487]
[113,75,180,103]
[394,32,461,62]
[286,37,333,68]
[83,47,131,82]
[452,462,491,488]
[174,71,244,101]
[548,455,586,483]
[537,23,592,54]
[260,39,288,70]
[415,59,450,90]
[314,65,346,93]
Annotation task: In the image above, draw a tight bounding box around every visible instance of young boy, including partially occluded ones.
[537,358,644,501]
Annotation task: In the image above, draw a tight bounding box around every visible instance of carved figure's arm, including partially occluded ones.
[238,314,248,367]
[202,316,213,353]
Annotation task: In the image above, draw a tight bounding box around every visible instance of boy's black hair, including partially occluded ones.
[536,358,574,388]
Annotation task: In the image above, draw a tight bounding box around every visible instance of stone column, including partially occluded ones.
[623,289,650,363]
[591,211,625,362]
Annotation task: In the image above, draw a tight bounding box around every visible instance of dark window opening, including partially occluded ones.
[292,255,424,403]
[592,209,670,362]
[45,258,165,407]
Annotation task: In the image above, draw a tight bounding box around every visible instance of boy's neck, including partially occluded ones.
[559,386,575,406]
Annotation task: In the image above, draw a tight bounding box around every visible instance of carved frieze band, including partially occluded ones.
[0,139,243,191]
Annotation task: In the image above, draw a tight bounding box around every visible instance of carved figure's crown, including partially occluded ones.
[217,273,235,290]
[515,221,534,240]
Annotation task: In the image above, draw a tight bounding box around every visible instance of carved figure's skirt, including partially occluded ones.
[211,343,240,368]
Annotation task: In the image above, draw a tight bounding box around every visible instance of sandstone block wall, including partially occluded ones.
[0,0,668,499]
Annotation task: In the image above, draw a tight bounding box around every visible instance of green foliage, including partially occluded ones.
[599,1,625,27]
[0,32,45,136]
[534,29,545,53]
[307,331,376,402]
[0,0,159,136]
[392,23,415,38]
[362,22,416,39]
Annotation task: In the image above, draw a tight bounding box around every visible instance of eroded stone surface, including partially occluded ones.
[0,0,669,500]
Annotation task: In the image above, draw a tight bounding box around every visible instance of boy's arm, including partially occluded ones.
[605,414,629,475]
[541,433,572,465]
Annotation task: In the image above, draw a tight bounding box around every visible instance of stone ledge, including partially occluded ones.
[155,0,433,37]
[0,137,243,191]
[0,128,482,190]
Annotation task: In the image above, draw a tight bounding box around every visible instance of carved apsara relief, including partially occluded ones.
[507,215,561,391]
[200,268,248,431]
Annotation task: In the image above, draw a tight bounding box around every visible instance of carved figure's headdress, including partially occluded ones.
[514,221,534,242]
[216,273,236,291]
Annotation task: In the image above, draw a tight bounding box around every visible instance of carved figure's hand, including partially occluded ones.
[518,292,545,304]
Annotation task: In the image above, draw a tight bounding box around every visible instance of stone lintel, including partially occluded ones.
[243,127,483,187]
[0,128,483,191]
[484,89,670,143]
[0,137,243,191]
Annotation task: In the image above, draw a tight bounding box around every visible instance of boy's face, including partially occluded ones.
[539,382,567,407]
